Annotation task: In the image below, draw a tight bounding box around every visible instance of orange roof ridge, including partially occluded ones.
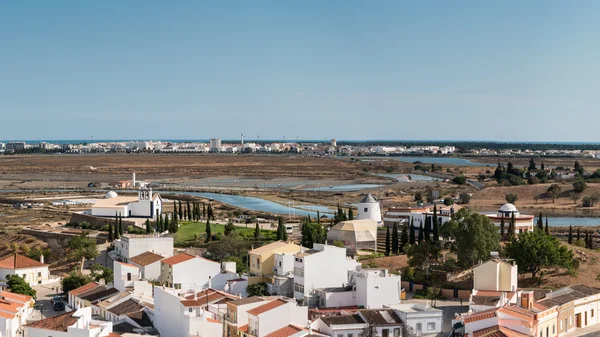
[161,253,196,266]
[247,299,287,316]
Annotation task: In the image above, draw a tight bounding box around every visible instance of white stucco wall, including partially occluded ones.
[0,315,19,337]
[0,266,49,286]
[357,202,382,223]
[163,257,221,292]
[294,245,360,306]
[117,236,174,262]
[355,270,401,309]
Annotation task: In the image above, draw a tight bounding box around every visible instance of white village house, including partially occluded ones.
[114,234,174,263]
[0,253,50,286]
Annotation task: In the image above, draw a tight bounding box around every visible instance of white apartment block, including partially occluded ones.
[115,234,174,263]
[293,244,360,307]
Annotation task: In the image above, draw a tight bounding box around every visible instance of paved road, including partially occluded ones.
[31,280,64,322]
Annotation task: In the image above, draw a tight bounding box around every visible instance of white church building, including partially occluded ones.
[356,193,382,225]
[91,188,162,218]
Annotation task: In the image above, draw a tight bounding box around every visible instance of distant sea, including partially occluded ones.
[4,139,600,145]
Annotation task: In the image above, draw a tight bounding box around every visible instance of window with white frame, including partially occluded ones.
[427,322,435,330]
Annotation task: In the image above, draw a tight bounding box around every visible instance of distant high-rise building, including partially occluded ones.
[209,138,222,152]
[331,139,337,147]
[241,133,244,146]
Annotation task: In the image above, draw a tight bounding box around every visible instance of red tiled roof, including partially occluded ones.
[129,251,164,266]
[0,299,23,313]
[181,300,202,307]
[0,290,33,303]
[0,311,16,319]
[247,299,287,316]
[69,282,100,296]
[25,311,78,332]
[473,325,530,337]
[0,253,47,269]
[161,253,195,266]
[207,317,220,323]
[463,308,500,323]
[264,325,303,337]
[238,325,249,333]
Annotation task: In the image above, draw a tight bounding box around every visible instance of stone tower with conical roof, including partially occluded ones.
[356,193,382,224]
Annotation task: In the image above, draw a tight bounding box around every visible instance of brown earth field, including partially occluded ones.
[0,154,374,180]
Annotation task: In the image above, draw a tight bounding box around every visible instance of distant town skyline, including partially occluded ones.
[1,2,599,141]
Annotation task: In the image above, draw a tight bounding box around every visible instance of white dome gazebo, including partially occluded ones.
[104,191,118,199]
[497,203,520,217]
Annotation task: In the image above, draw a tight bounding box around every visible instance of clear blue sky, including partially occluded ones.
[1,1,599,142]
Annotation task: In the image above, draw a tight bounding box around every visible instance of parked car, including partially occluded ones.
[53,297,65,311]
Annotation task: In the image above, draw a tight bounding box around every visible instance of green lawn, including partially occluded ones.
[175,221,270,243]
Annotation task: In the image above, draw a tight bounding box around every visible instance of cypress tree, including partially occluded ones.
[424,216,431,241]
[545,217,549,235]
[317,211,320,223]
[417,224,424,243]
[409,218,416,245]
[171,215,179,233]
[202,203,206,219]
[577,227,581,241]
[432,204,439,242]
[537,212,544,231]
[108,222,114,241]
[391,223,399,254]
[400,224,409,252]
[187,201,192,221]
[500,216,505,240]
[178,200,183,220]
[585,231,589,248]
[254,222,260,239]
[163,214,169,233]
[118,214,123,236]
[277,217,284,240]
[568,225,573,244]
[173,201,178,221]
[145,219,151,234]
[208,204,214,220]
[590,233,594,250]
[205,219,212,243]
[541,161,545,170]
[508,213,516,240]
[385,227,391,256]
[348,208,354,220]
[114,214,121,240]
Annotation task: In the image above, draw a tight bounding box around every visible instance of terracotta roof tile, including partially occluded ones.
[181,299,203,307]
[207,317,220,323]
[247,299,287,316]
[463,308,499,323]
[116,261,139,269]
[264,325,303,337]
[321,314,365,325]
[0,290,33,303]
[229,297,265,306]
[129,251,164,266]
[108,299,144,315]
[238,324,249,332]
[0,253,47,269]
[0,310,16,319]
[473,325,530,337]
[69,282,100,297]
[25,311,78,332]
[0,299,23,313]
[161,253,195,266]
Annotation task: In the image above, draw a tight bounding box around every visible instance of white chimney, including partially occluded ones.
[132,172,136,186]
[40,254,44,264]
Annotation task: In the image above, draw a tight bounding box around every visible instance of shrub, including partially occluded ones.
[452,176,467,185]
[573,180,588,193]
[443,197,454,206]
[505,193,519,204]
[459,193,471,204]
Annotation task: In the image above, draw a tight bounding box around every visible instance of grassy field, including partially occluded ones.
[175,221,276,245]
